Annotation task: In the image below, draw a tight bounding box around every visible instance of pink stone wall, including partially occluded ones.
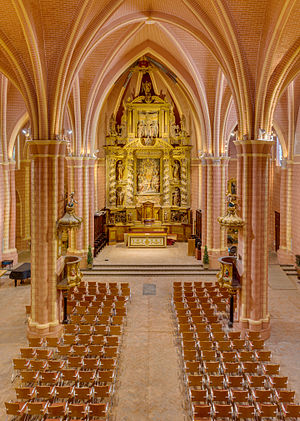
[291,160,300,256]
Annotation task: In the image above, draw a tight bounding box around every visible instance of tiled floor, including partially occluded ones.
[0,244,299,420]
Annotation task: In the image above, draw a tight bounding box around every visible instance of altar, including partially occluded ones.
[126,232,167,248]
[104,57,192,243]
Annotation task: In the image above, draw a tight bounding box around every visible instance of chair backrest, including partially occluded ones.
[47,402,68,417]
[214,403,232,418]
[68,403,88,418]
[193,404,211,418]
[26,401,48,415]
[88,403,108,417]
[5,401,27,416]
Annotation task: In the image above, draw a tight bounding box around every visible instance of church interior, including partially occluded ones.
[0,0,300,420]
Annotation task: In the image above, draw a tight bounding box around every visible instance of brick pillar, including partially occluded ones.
[2,161,18,264]
[202,156,228,268]
[28,141,66,338]
[0,163,4,263]
[277,159,294,264]
[66,157,95,266]
[235,140,273,339]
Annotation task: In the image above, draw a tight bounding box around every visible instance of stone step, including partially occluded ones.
[82,267,218,276]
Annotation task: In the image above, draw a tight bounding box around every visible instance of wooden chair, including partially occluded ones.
[251,389,273,403]
[255,350,272,362]
[5,401,28,417]
[201,350,218,361]
[222,362,240,375]
[97,370,115,384]
[93,385,112,402]
[78,369,97,385]
[281,403,300,419]
[206,375,226,390]
[183,349,198,361]
[15,386,36,400]
[45,402,68,419]
[74,386,93,402]
[188,375,205,389]
[189,389,209,404]
[185,361,201,374]
[220,351,238,363]
[241,361,260,374]
[36,348,53,359]
[30,359,48,371]
[245,374,268,389]
[88,402,108,420]
[64,334,78,345]
[54,385,75,401]
[64,324,79,334]
[35,385,56,401]
[234,404,256,420]
[213,403,233,419]
[20,370,40,385]
[20,347,36,359]
[39,371,61,385]
[26,401,49,417]
[256,403,278,419]
[13,358,31,373]
[237,350,255,362]
[274,390,295,404]
[227,331,241,340]
[192,403,212,421]
[226,375,245,389]
[109,325,122,336]
[48,359,66,371]
[77,324,93,334]
[211,389,230,404]
[68,356,84,368]
[211,331,227,342]
[28,337,45,347]
[269,376,288,390]
[198,341,214,351]
[100,358,117,370]
[68,403,88,420]
[203,361,220,375]
[231,339,247,351]
[93,325,108,335]
[72,345,89,356]
[248,339,264,351]
[88,345,104,356]
[230,389,249,404]
[106,336,120,347]
[46,336,62,348]
[91,335,105,345]
[83,357,100,370]
[60,368,79,384]
[216,341,232,352]
[103,346,119,358]
[262,363,280,376]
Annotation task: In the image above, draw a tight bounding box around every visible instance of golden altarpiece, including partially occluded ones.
[104,65,192,244]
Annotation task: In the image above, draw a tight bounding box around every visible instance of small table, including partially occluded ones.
[9,263,31,287]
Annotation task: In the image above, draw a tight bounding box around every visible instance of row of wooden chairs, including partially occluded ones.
[5,400,108,420]
[172,282,298,420]
[6,281,131,420]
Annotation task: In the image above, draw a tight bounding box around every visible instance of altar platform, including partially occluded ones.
[126,232,167,248]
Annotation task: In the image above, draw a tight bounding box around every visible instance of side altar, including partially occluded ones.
[104,58,192,243]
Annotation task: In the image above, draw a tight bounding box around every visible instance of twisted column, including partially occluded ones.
[126,155,134,206]
[108,158,116,207]
[181,158,188,206]
[163,156,170,205]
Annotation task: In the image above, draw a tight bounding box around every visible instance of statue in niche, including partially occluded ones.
[173,160,181,181]
[179,114,187,136]
[116,187,124,206]
[150,120,158,137]
[109,114,117,136]
[142,80,151,96]
[116,160,124,181]
[172,187,181,207]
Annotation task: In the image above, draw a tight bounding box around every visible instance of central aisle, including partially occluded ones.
[112,280,187,421]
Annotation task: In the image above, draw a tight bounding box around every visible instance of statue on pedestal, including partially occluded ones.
[172,160,181,181]
[116,187,124,206]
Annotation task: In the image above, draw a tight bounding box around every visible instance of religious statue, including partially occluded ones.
[116,187,124,206]
[68,192,77,207]
[116,160,124,181]
[137,120,145,138]
[173,160,181,181]
[142,80,151,96]
[172,187,181,207]
[150,120,158,137]
[109,114,117,136]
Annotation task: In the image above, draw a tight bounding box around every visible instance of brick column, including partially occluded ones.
[235,140,273,339]
[277,159,294,264]
[28,141,66,338]
[0,163,4,263]
[2,161,18,263]
[66,157,95,265]
[202,156,228,268]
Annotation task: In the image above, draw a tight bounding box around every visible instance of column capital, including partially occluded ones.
[29,140,67,157]
[234,139,274,155]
